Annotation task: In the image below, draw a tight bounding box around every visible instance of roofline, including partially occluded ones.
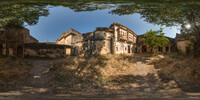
[109,23,137,36]
[56,28,81,41]
[30,35,39,42]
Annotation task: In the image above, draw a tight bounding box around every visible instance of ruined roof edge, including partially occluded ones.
[56,28,81,41]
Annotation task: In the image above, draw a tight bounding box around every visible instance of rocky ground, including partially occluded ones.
[0,54,200,99]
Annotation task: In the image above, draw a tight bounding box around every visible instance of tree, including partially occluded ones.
[142,29,169,53]
[0,1,49,31]
[109,0,200,56]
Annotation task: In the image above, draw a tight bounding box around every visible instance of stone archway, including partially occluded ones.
[17,46,23,57]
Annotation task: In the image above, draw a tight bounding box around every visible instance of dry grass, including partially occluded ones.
[50,53,200,96]
[0,56,31,91]
[49,54,137,94]
[152,56,200,92]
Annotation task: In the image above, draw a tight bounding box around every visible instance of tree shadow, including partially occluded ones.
[47,54,187,98]
[109,73,180,94]
[151,57,200,92]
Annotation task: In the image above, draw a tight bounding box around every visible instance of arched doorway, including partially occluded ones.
[17,46,23,57]
[142,46,147,52]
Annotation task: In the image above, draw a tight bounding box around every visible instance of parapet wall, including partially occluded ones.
[23,43,71,58]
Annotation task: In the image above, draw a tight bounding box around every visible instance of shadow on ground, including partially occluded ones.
[1,54,200,98]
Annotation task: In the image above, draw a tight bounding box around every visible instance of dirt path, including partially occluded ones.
[20,59,54,95]
[0,55,200,99]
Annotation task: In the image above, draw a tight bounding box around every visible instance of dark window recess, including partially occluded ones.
[128,45,131,53]
[0,45,2,55]
[166,46,169,52]
[142,46,147,52]
[158,47,162,52]
[17,46,23,57]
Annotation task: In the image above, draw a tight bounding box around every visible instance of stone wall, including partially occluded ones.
[82,31,113,56]
[72,42,84,56]
[176,40,192,54]
[83,40,109,56]
[0,28,38,56]
[115,41,134,54]
[23,43,71,58]
[136,44,172,53]
[136,35,173,53]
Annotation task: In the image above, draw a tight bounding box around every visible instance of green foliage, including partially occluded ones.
[1,0,200,56]
[142,28,169,49]
[0,1,49,31]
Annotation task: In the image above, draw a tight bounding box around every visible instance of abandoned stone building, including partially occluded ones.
[175,33,192,54]
[0,23,193,58]
[136,35,175,53]
[0,28,38,57]
[56,23,137,56]
[0,28,71,58]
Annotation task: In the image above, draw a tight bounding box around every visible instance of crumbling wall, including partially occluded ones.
[72,42,84,56]
[115,42,134,54]
[82,31,113,56]
[83,40,106,56]
[0,28,38,56]
[23,43,71,58]
[176,40,192,54]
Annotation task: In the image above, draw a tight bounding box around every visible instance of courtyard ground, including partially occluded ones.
[0,54,200,99]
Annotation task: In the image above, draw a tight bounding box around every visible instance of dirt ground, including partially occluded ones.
[0,54,200,99]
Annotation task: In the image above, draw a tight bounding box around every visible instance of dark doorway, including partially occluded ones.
[166,46,169,52]
[158,47,162,52]
[142,46,147,52]
[186,47,190,54]
[128,45,131,53]
[0,45,2,55]
[17,46,23,57]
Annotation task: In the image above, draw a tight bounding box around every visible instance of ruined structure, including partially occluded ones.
[0,28,38,57]
[56,28,83,55]
[1,23,192,58]
[136,35,174,53]
[0,28,71,58]
[175,33,192,54]
[22,43,71,58]
[56,23,137,56]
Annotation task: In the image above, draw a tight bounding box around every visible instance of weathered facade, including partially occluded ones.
[0,28,71,58]
[175,33,192,54]
[22,43,71,58]
[110,23,137,54]
[0,28,38,57]
[56,28,83,55]
[2,23,189,58]
[136,35,174,53]
[56,23,137,56]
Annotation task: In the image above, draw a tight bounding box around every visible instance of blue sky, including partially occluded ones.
[26,6,180,42]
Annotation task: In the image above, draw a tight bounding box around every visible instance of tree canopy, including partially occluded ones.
[142,29,169,49]
[1,0,200,55]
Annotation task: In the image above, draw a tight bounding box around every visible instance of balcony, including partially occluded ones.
[119,35,127,41]
[127,38,133,43]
